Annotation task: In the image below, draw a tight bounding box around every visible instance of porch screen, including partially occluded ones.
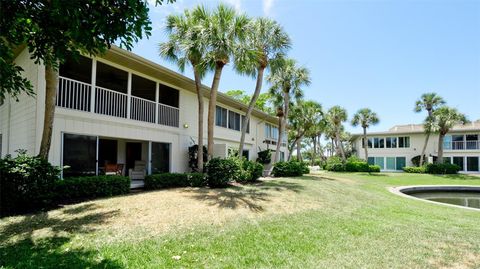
[151,142,170,174]
[63,134,97,177]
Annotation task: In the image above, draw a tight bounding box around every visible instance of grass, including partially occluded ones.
[1,172,480,268]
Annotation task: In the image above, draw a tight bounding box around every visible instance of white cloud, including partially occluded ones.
[263,0,274,16]
[225,0,242,13]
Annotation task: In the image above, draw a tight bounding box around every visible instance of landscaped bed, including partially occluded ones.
[1,172,480,268]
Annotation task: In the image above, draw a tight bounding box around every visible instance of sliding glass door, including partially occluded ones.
[151,142,170,174]
[63,133,97,177]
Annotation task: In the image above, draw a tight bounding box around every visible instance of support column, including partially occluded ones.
[127,72,132,119]
[148,141,152,175]
[155,83,159,124]
[90,59,97,113]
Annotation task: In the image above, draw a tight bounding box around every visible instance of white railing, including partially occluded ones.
[131,96,156,123]
[94,86,128,118]
[158,103,179,127]
[448,141,480,150]
[56,76,91,111]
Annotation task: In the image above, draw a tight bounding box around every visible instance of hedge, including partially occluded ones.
[425,163,460,174]
[324,156,380,173]
[272,161,308,177]
[206,158,241,187]
[403,166,426,173]
[144,172,208,189]
[55,175,130,201]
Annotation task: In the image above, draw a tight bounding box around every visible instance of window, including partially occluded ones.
[396,157,406,170]
[398,137,410,148]
[386,137,397,148]
[466,157,479,172]
[228,110,241,131]
[367,157,375,165]
[158,84,179,108]
[215,106,228,128]
[367,138,373,148]
[152,142,170,173]
[59,55,92,84]
[63,134,97,177]
[131,74,156,101]
[242,150,249,160]
[453,157,464,171]
[265,123,279,140]
[466,135,478,150]
[452,135,464,150]
[280,151,285,162]
[96,61,128,93]
[374,138,384,148]
[386,157,396,170]
[443,135,452,150]
[374,157,384,170]
[241,115,250,133]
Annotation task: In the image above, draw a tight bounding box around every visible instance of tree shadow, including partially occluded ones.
[0,203,121,269]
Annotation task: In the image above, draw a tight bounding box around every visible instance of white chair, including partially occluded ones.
[129,160,146,180]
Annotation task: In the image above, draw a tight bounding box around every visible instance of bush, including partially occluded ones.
[55,175,130,200]
[206,158,241,187]
[324,156,346,172]
[144,173,189,189]
[425,163,460,174]
[239,160,264,183]
[403,166,426,173]
[411,155,437,167]
[0,151,60,216]
[187,172,207,187]
[257,149,272,164]
[368,165,381,173]
[325,156,379,173]
[271,161,306,177]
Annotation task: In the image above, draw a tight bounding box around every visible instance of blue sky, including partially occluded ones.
[132,0,480,133]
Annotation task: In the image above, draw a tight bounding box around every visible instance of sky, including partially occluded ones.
[131,0,480,134]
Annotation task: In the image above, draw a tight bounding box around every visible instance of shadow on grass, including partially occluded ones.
[433,173,480,180]
[183,180,305,212]
[0,204,120,269]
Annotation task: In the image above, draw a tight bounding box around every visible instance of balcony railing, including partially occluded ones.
[446,141,480,150]
[56,76,179,127]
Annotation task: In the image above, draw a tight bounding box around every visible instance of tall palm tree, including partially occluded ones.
[326,106,348,162]
[159,6,209,172]
[204,4,249,160]
[414,92,445,166]
[351,108,379,161]
[267,58,311,163]
[431,106,468,164]
[235,18,291,155]
[305,116,326,165]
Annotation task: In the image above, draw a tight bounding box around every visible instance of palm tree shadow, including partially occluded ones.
[0,203,121,269]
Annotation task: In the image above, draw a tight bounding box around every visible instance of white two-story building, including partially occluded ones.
[352,123,480,173]
[0,46,287,178]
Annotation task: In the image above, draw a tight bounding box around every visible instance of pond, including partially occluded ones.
[393,186,480,210]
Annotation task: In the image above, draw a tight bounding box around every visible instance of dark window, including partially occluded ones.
[96,62,128,93]
[98,139,118,167]
[399,137,410,148]
[131,74,156,101]
[158,84,179,107]
[466,135,479,150]
[216,106,228,127]
[453,157,464,171]
[152,142,170,174]
[396,157,406,170]
[228,110,240,131]
[374,138,384,148]
[242,150,249,160]
[367,138,373,148]
[467,157,479,172]
[63,134,97,177]
[386,137,397,148]
[367,157,375,165]
[59,55,92,84]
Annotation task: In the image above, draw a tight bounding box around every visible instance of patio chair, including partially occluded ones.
[129,160,146,180]
[105,163,124,176]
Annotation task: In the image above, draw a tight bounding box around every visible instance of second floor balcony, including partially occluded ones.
[445,140,480,150]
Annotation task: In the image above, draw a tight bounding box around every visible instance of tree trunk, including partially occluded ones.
[336,130,346,161]
[193,69,204,172]
[363,127,368,161]
[419,132,430,166]
[311,136,317,165]
[296,137,302,161]
[331,138,334,157]
[239,67,265,155]
[207,63,224,160]
[273,115,283,163]
[38,63,59,159]
[437,133,444,164]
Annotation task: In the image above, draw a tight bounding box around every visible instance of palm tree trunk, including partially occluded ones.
[363,127,368,161]
[273,115,283,163]
[38,63,59,159]
[336,130,346,161]
[193,69,205,172]
[331,138,334,157]
[287,139,295,161]
[207,63,224,160]
[239,67,265,154]
[437,133,444,164]
[296,137,302,161]
[311,136,317,165]
[419,132,430,166]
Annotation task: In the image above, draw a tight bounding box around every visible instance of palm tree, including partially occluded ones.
[204,4,249,160]
[431,106,468,164]
[326,106,348,162]
[267,58,311,163]
[235,18,291,155]
[159,6,210,172]
[351,108,379,161]
[305,116,326,165]
[414,93,445,166]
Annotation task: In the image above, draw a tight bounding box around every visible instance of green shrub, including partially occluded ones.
[345,161,370,172]
[324,156,345,172]
[239,160,264,183]
[257,149,272,164]
[272,161,305,177]
[368,165,381,173]
[425,163,460,174]
[206,158,241,187]
[403,166,426,173]
[0,151,60,216]
[144,173,189,189]
[55,175,130,200]
[187,172,207,187]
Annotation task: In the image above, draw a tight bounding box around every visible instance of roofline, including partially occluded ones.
[107,46,279,125]
[351,127,480,139]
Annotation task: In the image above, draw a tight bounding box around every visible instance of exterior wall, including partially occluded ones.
[3,48,287,173]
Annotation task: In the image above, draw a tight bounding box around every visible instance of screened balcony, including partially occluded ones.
[444,134,480,150]
[56,55,179,127]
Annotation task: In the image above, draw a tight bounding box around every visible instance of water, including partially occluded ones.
[410,191,480,209]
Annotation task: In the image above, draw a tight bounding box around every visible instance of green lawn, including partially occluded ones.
[1,172,480,268]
